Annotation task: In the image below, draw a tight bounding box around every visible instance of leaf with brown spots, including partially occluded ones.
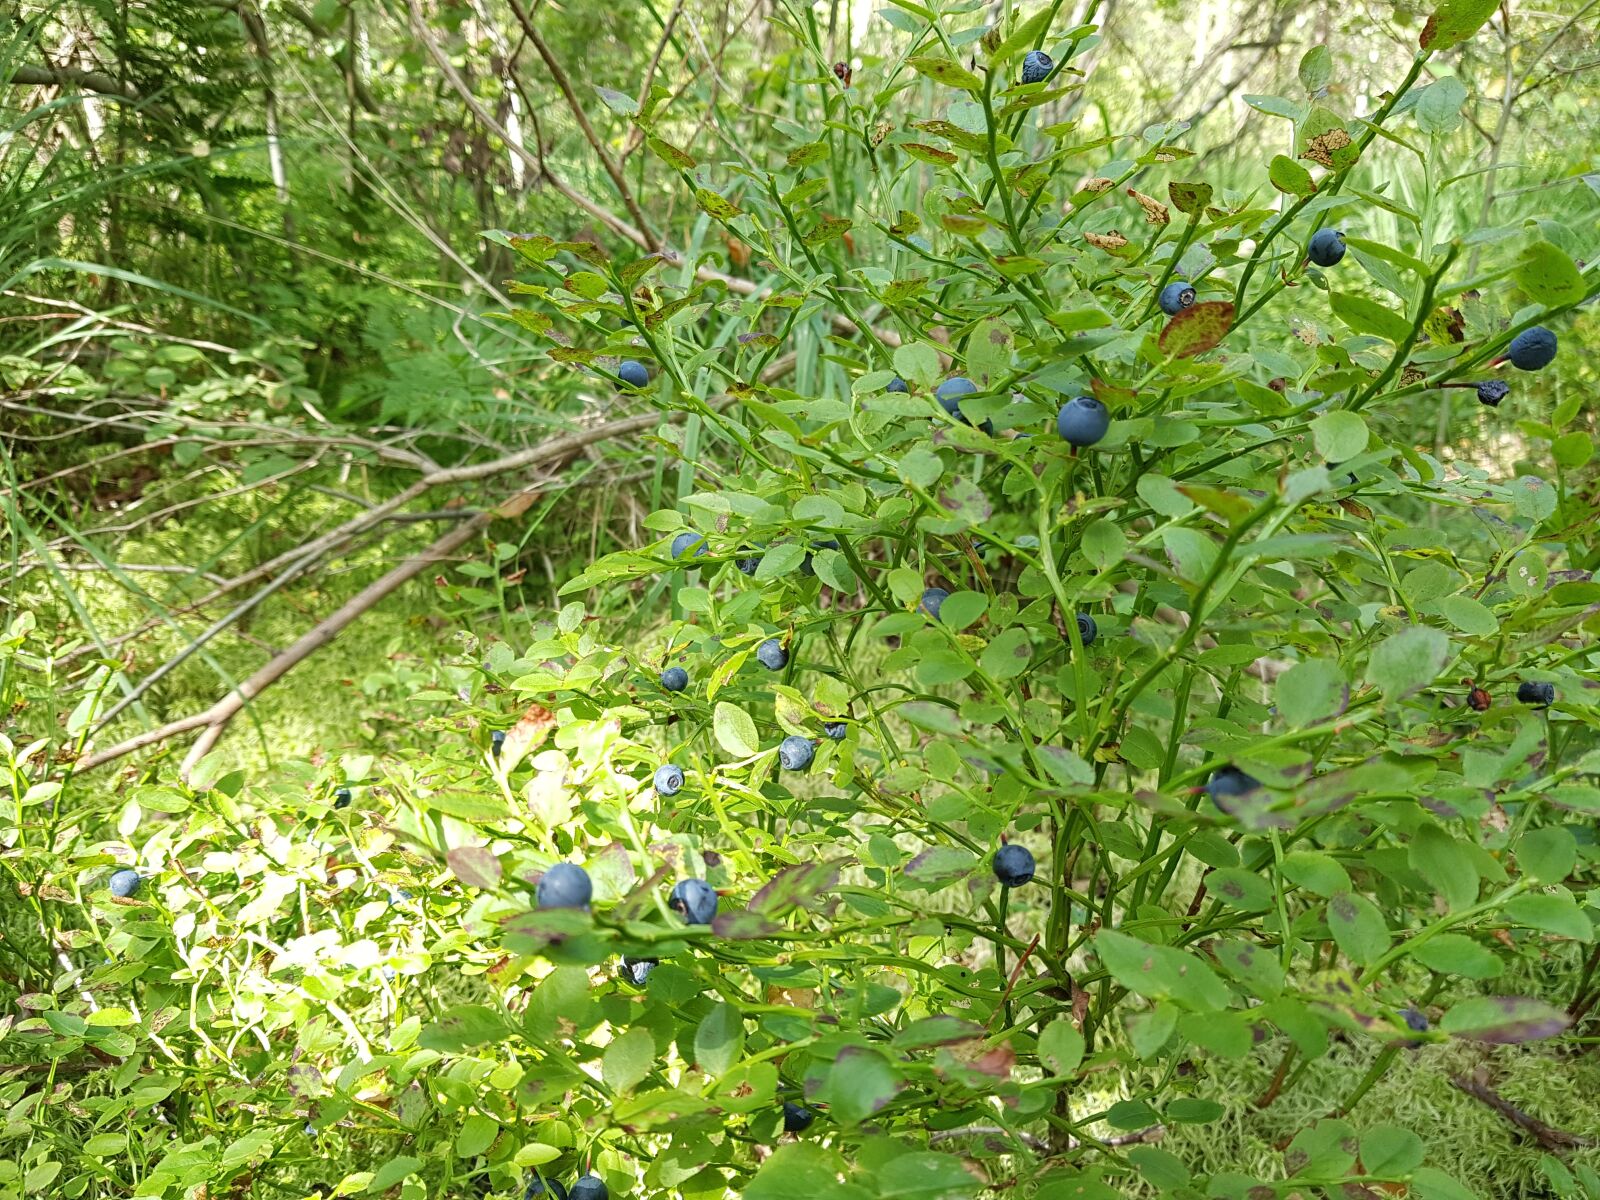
[1301,127,1354,169]
[1159,300,1235,359]
[1083,229,1130,252]
[498,702,557,772]
[1127,187,1170,224]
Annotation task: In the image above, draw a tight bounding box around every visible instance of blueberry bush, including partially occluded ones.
[5,3,1600,1199]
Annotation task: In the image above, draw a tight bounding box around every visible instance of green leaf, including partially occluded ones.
[714,701,760,758]
[1038,1018,1086,1075]
[1434,594,1498,637]
[1408,825,1479,910]
[745,1144,864,1200]
[603,1026,656,1093]
[823,1046,902,1124]
[1360,1124,1426,1176]
[1514,240,1585,306]
[1082,519,1127,569]
[419,1004,508,1053]
[1327,892,1389,965]
[1281,851,1351,897]
[1420,0,1499,50]
[1275,659,1348,726]
[1298,45,1332,95]
[1127,1004,1179,1058]
[908,56,982,91]
[1243,94,1303,120]
[1269,154,1317,197]
[593,85,639,116]
[694,1003,745,1078]
[989,6,1057,64]
[1411,933,1503,979]
[1168,181,1213,216]
[1309,410,1368,462]
[694,188,742,219]
[1503,891,1594,942]
[870,1152,980,1200]
[893,342,942,389]
[980,627,1033,679]
[1517,827,1577,885]
[1093,929,1231,1011]
[1208,867,1274,910]
[1415,77,1467,135]
[1366,625,1451,700]
[456,1113,500,1158]
[1328,291,1412,343]
[1440,995,1570,1043]
[367,1157,423,1192]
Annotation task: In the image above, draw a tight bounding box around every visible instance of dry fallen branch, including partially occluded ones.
[1450,1072,1596,1151]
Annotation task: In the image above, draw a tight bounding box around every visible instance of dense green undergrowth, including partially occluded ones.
[5,1,1600,1199]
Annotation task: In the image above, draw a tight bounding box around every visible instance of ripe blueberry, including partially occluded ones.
[1517,681,1555,707]
[1475,380,1510,407]
[661,666,689,691]
[537,862,592,910]
[655,763,685,796]
[1205,766,1261,800]
[669,878,718,925]
[1505,326,1557,371]
[779,735,815,771]
[1401,1007,1429,1032]
[1020,50,1053,84]
[935,377,992,432]
[1056,396,1110,447]
[1307,228,1346,267]
[569,1175,608,1200]
[491,730,506,758]
[670,531,709,560]
[524,1177,569,1200]
[755,638,788,670]
[783,1101,816,1132]
[621,956,658,986]
[993,844,1035,887]
[108,868,142,898]
[823,721,848,741]
[1158,281,1196,315]
[618,359,650,388]
[1075,613,1097,646]
[887,376,909,393]
[920,587,950,620]
[736,550,762,576]
[334,787,351,809]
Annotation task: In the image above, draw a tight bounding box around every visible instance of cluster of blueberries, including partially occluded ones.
[525,1173,608,1200]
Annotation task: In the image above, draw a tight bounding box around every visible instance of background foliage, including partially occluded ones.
[3,1,1600,1198]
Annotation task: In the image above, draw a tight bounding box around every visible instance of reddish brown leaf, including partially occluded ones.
[1159,300,1235,359]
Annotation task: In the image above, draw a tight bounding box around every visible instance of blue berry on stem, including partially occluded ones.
[570,1175,608,1200]
[654,764,685,796]
[736,550,762,576]
[1158,281,1196,315]
[1503,326,1557,371]
[1020,49,1053,84]
[1205,766,1261,801]
[935,377,992,432]
[334,787,351,809]
[618,359,650,388]
[755,638,788,670]
[919,587,950,621]
[823,721,848,741]
[524,1177,568,1200]
[660,666,688,691]
[621,956,658,986]
[886,376,909,393]
[669,878,718,925]
[1056,396,1110,447]
[537,862,593,910]
[108,868,142,898]
[783,1101,816,1132]
[1475,380,1510,407]
[993,844,1036,887]
[1517,681,1555,707]
[1308,228,1346,266]
[779,735,815,771]
[491,730,505,758]
[670,531,708,560]
[1075,613,1097,646]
